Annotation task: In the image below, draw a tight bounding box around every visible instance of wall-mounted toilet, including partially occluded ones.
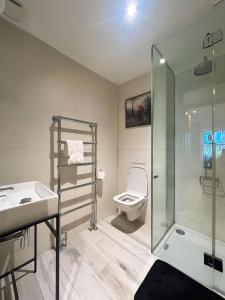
[113,167,148,222]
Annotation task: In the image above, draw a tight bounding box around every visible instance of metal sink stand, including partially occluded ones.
[0,213,60,300]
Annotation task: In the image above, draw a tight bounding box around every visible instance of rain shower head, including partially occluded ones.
[194,56,212,76]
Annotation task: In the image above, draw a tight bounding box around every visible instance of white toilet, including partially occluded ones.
[113,167,148,222]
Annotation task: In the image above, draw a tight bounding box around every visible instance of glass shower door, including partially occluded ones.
[151,6,215,290]
[151,45,175,250]
[151,2,225,293]
[213,0,225,295]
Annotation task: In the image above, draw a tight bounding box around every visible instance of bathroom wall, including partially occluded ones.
[0,17,118,270]
[118,73,151,225]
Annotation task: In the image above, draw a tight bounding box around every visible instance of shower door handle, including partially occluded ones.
[153,175,159,179]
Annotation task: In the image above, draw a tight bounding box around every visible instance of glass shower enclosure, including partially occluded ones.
[151,0,225,295]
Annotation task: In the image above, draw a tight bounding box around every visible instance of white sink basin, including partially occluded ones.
[0,181,58,235]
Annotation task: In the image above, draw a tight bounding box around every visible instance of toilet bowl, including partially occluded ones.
[113,167,148,222]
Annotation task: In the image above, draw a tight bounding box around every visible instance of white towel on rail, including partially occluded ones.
[66,140,84,164]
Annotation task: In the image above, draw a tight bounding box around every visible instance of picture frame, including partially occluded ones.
[125,91,151,128]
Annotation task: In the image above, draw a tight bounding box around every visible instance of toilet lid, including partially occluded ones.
[127,167,147,196]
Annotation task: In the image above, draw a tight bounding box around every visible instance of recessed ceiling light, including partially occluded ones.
[160,58,166,64]
[193,110,197,114]
[185,112,188,115]
[127,3,136,17]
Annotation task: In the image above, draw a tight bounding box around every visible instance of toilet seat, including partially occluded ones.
[113,167,148,221]
[113,191,146,206]
[113,167,148,206]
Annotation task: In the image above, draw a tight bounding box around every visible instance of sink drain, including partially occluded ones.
[176,229,185,235]
[19,198,32,204]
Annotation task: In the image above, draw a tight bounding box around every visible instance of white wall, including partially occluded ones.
[0,17,118,271]
[118,73,151,225]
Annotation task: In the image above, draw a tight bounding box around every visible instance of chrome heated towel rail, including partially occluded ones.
[52,115,98,246]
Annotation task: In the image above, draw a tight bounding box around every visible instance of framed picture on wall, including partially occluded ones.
[125,91,151,128]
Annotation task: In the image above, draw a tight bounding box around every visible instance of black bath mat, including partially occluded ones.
[135,260,223,300]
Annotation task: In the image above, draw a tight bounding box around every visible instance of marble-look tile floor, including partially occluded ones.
[0,215,157,300]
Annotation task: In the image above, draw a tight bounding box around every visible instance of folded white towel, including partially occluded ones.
[66,140,84,164]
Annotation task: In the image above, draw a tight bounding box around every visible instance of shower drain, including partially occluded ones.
[163,243,169,250]
[176,229,185,235]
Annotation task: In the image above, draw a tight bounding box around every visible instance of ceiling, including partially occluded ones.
[2,0,216,85]
[155,0,225,75]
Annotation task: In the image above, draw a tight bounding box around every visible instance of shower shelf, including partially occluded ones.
[199,175,225,199]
